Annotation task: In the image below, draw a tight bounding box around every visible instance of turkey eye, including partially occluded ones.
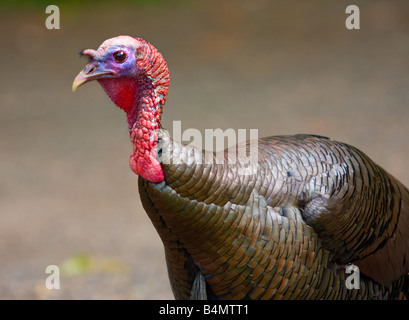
[113,51,127,63]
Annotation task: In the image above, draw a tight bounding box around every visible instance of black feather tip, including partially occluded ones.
[77,49,94,62]
[77,49,86,57]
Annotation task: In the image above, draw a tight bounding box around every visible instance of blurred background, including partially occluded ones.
[1,0,408,299]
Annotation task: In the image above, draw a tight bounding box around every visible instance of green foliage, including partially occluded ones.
[60,253,126,277]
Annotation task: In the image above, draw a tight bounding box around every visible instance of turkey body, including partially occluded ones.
[72,35,409,300]
[140,133,409,300]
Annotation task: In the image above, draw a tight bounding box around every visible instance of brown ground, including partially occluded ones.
[1,0,408,299]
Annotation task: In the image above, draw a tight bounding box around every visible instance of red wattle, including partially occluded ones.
[130,153,164,183]
[95,38,169,184]
[98,78,137,113]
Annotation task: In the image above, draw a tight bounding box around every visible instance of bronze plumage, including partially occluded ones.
[140,133,409,299]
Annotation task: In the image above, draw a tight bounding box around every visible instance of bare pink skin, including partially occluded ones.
[82,36,170,183]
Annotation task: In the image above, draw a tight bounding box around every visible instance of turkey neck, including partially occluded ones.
[125,79,166,182]
[127,82,163,152]
[103,48,170,183]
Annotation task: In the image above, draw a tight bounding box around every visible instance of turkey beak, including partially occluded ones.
[72,63,114,92]
[72,71,90,92]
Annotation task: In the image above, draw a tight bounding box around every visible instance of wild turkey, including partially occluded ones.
[72,35,409,300]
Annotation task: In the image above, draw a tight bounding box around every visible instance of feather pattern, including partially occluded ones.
[139,131,409,299]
